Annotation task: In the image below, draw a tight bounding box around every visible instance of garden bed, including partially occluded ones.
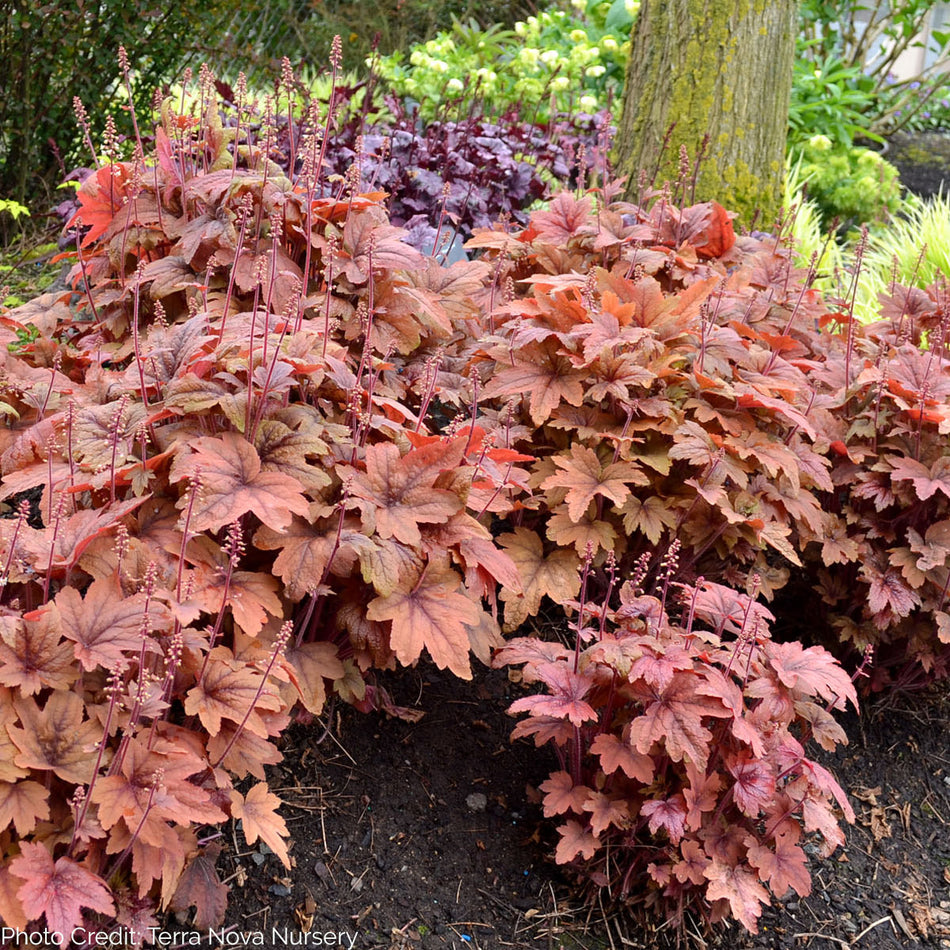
[887,132,950,199]
[212,666,950,950]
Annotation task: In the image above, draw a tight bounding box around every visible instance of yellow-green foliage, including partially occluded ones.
[783,160,845,298]
[853,191,950,321]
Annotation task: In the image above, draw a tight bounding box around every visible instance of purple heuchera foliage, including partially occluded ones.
[298,86,615,250]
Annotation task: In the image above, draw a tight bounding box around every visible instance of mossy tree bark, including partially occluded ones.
[615,0,797,226]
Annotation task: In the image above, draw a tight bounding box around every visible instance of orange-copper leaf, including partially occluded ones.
[366,563,480,679]
[169,432,309,532]
[230,783,290,868]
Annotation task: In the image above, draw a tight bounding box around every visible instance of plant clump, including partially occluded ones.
[2,51,950,943]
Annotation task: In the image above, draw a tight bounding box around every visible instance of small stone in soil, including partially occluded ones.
[465,792,488,813]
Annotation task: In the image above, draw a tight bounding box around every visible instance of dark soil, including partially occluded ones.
[886,132,950,199]
[196,663,950,950]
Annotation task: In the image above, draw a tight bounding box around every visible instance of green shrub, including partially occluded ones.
[798,0,950,137]
[789,136,902,232]
[372,0,636,121]
[0,1,233,213]
[853,190,950,320]
[787,50,879,149]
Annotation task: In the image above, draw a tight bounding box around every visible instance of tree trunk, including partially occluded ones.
[615,0,797,226]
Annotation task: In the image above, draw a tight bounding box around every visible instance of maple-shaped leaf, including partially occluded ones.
[71,401,149,474]
[546,509,618,556]
[620,495,679,544]
[669,420,748,487]
[590,732,654,782]
[255,514,369,602]
[510,715,575,747]
[482,343,586,425]
[727,750,776,818]
[283,641,346,715]
[0,608,77,694]
[340,204,425,282]
[8,692,103,784]
[509,662,598,727]
[498,527,580,628]
[366,562,480,678]
[688,581,775,638]
[66,163,133,246]
[704,860,769,933]
[207,719,284,780]
[184,647,284,737]
[554,819,600,864]
[862,559,922,620]
[357,537,425,598]
[55,576,162,672]
[347,440,464,547]
[169,432,309,532]
[11,842,114,941]
[889,455,950,500]
[0,780,49,836]
[628,672,731,769]
[19,496,148,574]
[254,418,333,495]
[92,735,227,842]
[231,783,290,868]
[540,445,647,521]
[170,843,228,930]
[531,192,596,242]
[745,833,811,898]
[538,770,589,816]
[583,790,630,836]
[760,641,858,710]
[629,647,695,692]
[673,839,711,885]
[683,763,723,830]
[641,793,688,843]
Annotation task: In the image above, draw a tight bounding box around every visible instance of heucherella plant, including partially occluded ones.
[496,553,861,933]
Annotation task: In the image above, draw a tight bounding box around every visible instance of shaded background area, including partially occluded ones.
[0,0,537,216]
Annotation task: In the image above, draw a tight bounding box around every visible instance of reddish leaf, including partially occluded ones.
[746,833,811,898]
[0,608,77,694]
[590,732,654,782]
[509,662,598,727]
[482,343,586,425]
[531,192,596,242]
[889,455,950,501]
[11,842,114,940]
[539,770,589,816]
[554,819,600,863]
[641,793,688,843]
[55,576,162,672]
[704,860,769,933]
[583,791,630,836]
[728,751,776,818]
[628,672,731,769]
[347,440,464,546]
[170,843,228,930]
[759,641,858,710]
[673,839,711,885]
[540,445,647,521]
[183,647,283,737]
